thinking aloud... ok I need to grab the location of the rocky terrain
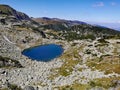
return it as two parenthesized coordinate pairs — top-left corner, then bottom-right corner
(33, 17), (120, 41)
(0, 4), (120, 90)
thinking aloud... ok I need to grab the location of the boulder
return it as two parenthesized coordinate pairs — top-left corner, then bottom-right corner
(24, 86), (35, 90)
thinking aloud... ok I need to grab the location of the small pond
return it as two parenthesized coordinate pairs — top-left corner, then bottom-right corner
(22, 44), (63, 62)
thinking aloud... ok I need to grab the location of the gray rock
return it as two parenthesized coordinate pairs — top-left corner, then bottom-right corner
(24, 86), (35, 90)
(113, 80), (120, 86)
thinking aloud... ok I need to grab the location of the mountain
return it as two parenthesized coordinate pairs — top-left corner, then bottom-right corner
(0, 4), (46, 37)
(33, 17), (120, 41)
(33, 17), (87, 25)
(87, 22), (120, 31)
(0, 4), (119, 41)
(0, 4), (120, 90)
(0, 4), (47, 48)
(0, 4), (41, 28)
(114, 27), (120, 31)
(0, 4), (30, 20)
(32, 17), (87, 30)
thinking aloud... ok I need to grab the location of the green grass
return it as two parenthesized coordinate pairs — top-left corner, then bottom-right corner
(89, 76), (120, 89)
(49, 46), (83, 79)
(56, 46), (82, 76)
(86, 55), (120, 74)
(53, 76), (120, 90)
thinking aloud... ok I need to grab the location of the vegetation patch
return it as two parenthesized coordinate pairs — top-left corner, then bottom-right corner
(97, 38), (109, 43)
(63, 32), (96, 41)
(95, 43), (108, 47)
(113, 43), (120, 55)
(86, 55), (120, 74)
(49, 46), (83, 79)
(53, 76), (120, 90)
(1, 83), (22, 90)
(54, 83), (90, 90)
(89, 76), (120, 89)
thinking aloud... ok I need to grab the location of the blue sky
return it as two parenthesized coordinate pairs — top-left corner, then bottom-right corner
(0, 0), (120, 29)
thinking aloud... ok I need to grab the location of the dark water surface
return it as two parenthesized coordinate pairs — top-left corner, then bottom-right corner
(22, 44), (63, 62)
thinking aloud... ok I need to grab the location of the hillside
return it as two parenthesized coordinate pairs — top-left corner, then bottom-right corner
(33, 17), (120, 41)
(0, 4), (30, 20)
(0, 4), (41, 28)
(33, 17), (86, 26)
(0, 5), (120, 90)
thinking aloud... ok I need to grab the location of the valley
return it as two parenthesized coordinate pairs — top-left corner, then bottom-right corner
(0, 4), (120, 90)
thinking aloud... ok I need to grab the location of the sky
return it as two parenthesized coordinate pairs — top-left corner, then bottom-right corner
(0, 0), (120, 29)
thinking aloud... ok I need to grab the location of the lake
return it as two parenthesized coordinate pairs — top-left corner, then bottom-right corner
(22, 44), (63, 62)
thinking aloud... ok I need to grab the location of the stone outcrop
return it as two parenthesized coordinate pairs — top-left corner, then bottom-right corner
(0, 56), (23, 68)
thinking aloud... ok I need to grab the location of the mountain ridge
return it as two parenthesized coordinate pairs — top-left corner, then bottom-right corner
(0, 4), (120, 41)
(32, 17), (87, 27)
(33, 17), (120, 41)
(0, 4), (30, 21)
(0, 4), (120, 90)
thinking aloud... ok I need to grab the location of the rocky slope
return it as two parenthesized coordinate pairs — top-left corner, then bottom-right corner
(33, 17), (120, 41)
(0, 4), (41, 30)
(0, 5), (120, 90)
(0, 4), (30, 20)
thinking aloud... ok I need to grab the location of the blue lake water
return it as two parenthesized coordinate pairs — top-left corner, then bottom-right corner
(22, 44), (63, 62)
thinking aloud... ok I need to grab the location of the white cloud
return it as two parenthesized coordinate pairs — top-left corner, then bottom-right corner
(93, 2), (104, 7)
(111, 2), (116, 6)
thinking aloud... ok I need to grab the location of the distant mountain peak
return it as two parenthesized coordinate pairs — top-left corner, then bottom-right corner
(0, 4), (11, 7)
(33, 17), (87, 26)
(0, 4), (41, 29)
